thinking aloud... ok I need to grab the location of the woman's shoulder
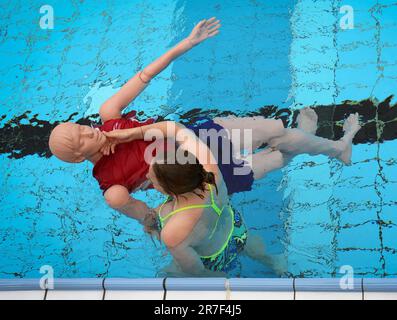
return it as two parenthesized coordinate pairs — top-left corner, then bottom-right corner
(160, 206), (204, 248)
(156, 193), (205, 221)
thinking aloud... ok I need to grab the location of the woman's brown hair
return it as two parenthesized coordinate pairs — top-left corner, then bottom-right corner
(152, 149), (218, 199)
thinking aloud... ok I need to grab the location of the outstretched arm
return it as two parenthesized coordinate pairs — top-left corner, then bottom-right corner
(99, 17), (221, 123)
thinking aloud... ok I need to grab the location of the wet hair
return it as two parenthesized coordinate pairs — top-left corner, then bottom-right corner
(152, 149), (218, 199)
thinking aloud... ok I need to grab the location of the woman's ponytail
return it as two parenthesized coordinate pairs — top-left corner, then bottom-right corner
(201, 169), (218, 195)
(152, 149), (219, 199)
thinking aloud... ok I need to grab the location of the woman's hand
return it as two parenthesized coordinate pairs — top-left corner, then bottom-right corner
(143, 210), (161, 242)
(99, 128), (142, 155)
(187, 17), (221, 47)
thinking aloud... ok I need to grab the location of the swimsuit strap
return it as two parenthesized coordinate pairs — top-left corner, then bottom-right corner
(158, 196), (212, 229)
(159, 203), (213, 228)
(158, 184), (224, 228)
(200, 206), (235, 260)
(208, 184), (224, 216)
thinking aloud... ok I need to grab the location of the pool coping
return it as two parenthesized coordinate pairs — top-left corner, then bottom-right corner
(0, 278), (396, 292)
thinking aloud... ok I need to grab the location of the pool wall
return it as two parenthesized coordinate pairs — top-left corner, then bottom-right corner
(0, 278), (396, 300)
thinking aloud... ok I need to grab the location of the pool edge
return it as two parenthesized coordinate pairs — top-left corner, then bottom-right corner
(0, 277), (396, 298)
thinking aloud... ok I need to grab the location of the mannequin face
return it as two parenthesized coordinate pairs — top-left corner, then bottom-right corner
(49, 122), (106, 163)
(74, 124), (106, 159)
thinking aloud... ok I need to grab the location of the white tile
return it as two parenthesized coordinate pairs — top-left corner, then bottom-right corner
(295, 292), (362, 300)
(0, 290), (45, 300)
(230, 291), (294, 300)
(364, 292), (397, 300)
(45, 290), (104, 300)
(166, 291), (226, 300)
(105, 290), (164, 300)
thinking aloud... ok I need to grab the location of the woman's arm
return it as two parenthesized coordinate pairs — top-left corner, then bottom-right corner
(164, 242), (226, 277)
(102, 121), (221, 181)
(99, 17), (221, 123)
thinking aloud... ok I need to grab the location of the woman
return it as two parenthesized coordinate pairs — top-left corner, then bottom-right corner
(103, 121), (287, 277)
(93, 14), (361, 276)
(101, 109), (360, 277)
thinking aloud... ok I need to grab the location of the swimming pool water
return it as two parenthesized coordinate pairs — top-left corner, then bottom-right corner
(0, 0), (396, 278)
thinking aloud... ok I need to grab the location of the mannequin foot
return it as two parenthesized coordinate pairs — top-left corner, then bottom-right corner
(336, 113), (361, 165)
(297, 107), (318, 134)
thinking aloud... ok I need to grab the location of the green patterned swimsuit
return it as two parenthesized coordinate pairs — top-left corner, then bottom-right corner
(157, 184), (248, 273)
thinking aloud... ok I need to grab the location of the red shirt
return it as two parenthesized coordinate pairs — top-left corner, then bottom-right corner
(92, 111), (155, 194)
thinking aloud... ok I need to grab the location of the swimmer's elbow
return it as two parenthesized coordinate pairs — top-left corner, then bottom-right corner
(161, 229), (185, 249)
(161, 231), (178, 249)
(99, 101), (122, 122)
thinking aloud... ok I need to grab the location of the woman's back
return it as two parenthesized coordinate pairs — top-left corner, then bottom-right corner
(157, 178), (234, 257)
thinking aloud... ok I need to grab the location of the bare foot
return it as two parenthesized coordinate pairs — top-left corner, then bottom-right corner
(297, 107), (318, 134)
(336, 113), (361, 165)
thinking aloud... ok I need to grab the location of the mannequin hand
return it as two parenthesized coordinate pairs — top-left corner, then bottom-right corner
(104, 128), (140, 143)
(187, 17), (221, 47)
(99, 138), (117, 156)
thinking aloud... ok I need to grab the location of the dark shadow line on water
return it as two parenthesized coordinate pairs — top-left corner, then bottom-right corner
(0, 96), (396, 159)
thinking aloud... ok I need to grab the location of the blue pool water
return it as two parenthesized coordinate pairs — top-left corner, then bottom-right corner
(0, 0), (396, 278)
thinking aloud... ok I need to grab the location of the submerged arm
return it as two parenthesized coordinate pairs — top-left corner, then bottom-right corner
(159, 208), (226, 277)
(164, 242), (226, 277)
